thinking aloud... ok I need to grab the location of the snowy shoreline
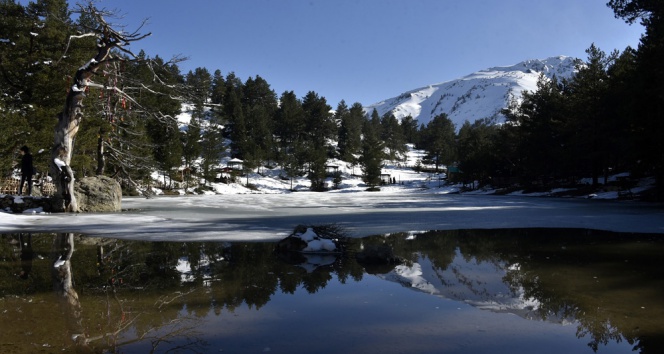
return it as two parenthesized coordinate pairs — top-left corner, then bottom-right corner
(1, 191), (662, 241)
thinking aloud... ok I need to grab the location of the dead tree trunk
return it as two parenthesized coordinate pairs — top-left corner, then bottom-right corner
(96, 127), (105, 175)
(51, 32), (114, 212)
(50, 4), (150, 212)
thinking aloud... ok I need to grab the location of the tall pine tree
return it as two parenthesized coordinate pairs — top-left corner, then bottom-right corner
(360, 118), (384, 189)
(419, 113), (456, 172)
(567, 45), (617, 185)
(338, 102), (364, 164)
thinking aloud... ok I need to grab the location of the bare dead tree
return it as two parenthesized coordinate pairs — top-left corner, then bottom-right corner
(51, 2), (187, 211)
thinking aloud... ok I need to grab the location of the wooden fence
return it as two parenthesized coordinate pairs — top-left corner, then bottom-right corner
(0, 177), (56, 196)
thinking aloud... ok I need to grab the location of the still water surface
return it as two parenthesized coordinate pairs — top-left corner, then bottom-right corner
(1, 229), (662, 353)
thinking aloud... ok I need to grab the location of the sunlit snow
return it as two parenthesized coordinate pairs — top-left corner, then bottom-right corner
(365, 56), (579, 129)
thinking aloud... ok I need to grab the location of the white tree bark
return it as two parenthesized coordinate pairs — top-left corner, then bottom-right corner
(51, 3), (150, 212)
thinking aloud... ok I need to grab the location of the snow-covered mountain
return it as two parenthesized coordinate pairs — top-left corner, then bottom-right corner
(365, 56), (580, 128)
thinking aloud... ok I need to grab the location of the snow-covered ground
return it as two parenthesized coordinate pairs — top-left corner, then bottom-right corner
(1, 186), (663, 241)
(2, 145), (662, 241)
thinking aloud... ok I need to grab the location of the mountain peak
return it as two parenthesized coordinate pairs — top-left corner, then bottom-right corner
(365, 56), (579, 128)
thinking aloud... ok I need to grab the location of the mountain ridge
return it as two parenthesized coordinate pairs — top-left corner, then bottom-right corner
(364, 56), (581, 128)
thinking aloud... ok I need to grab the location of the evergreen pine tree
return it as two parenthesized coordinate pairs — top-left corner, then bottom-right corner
(130, 54), (184, 188)
(401, 115), (419, 145)
(567, 45), (616, 185)
(200, 123), (225, 186)
(181, 117), (202, 186)
(334, 100), (350, 158)
(243, 76), (277, 165)
(609, 0), (664, 199)
(302, 91), (335, 150)
(209, 70), (227, 127)
(245, 105), (272, 169)
(301, 91), (334, 190)
(0, 0), (82, 176)
(605, 48), (638, 174)
(457, 119), (498, 187)
(185, 67), (212, 120)
(360, 119), (384, 189)
(308, 145), (328, 191)
(380, 112), (407, 160)
(274, 91), (305, 166)
(151, 117), (183, 189)
(348, 102), (365, 160)
(512, 74), (570, 184)
(369, 108), (382, 138)
(225, 89), (248, 158)
(419, 113), (456, 172)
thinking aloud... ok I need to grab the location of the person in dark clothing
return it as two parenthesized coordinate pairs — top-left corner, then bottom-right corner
(18, 145), (34, 196)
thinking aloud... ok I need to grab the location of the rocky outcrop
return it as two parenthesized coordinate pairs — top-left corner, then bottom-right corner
(275, 225), (347, 270)
(1, 176), (122, 213)
(274, 224), (406, 274)
(74, 176), (122, 212)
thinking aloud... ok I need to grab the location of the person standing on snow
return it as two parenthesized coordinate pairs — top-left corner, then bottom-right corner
(18, 145), (34, 196)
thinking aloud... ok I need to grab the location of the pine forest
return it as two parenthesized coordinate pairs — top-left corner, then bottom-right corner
(1, 0), (663, 201)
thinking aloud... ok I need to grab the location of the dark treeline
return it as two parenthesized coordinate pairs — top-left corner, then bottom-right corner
(1, 0), (662, 198)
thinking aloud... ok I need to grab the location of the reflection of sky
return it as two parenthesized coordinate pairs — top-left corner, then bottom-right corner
(151, 275), (633, 354)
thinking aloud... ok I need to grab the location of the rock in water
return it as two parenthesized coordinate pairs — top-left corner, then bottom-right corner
(74, 176), (122, 212)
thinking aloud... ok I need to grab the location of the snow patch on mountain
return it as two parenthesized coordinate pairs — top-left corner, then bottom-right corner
(365, 56), (580, 129)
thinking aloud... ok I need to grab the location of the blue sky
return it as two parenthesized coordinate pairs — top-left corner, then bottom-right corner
(88, 0), (643, 106)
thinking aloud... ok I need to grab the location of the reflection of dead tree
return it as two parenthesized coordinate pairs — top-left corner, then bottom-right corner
(81, 314), (137, 349)
(140, 316), (205, 354)
(75, 302), (205, 353)
(50, 235), (207, 353)
(66, 285), (205, 353)
(155, 288), (197, 309)
(51, 233), (87, 346)
(85, 294), (205, 353)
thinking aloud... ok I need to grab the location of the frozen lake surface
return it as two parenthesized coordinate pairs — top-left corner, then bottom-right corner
(1, 193), (663, 241)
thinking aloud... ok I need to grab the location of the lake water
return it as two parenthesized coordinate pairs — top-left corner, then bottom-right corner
(1, 228), (662, 353)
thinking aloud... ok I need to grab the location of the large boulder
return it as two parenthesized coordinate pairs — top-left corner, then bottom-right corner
(74, 176), (122, 212)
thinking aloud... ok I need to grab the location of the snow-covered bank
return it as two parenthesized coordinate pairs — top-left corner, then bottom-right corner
(2, 143), (661, 241)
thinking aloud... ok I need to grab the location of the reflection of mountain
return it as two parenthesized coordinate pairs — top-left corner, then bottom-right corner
(366, 229), (664, 354)
(380, 250), (548, 322)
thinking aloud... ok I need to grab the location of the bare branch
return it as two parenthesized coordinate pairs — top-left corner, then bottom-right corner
(57, 33), (99, 65)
